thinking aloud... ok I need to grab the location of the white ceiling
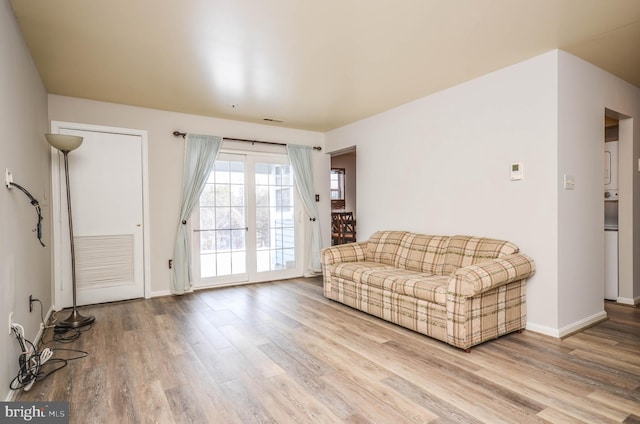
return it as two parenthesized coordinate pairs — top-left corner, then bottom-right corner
(9, 0), (640, 132)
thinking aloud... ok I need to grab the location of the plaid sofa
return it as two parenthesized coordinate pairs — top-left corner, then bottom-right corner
(321, 231), (536, 350)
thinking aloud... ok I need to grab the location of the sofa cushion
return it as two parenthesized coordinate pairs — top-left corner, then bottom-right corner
(393, 274), (449, 305)
(443, 235), (519, 275)
(395, 233), (450, 275)
(331, 262), (397, 283)
(360, 269), (449, 305)
(366, 231), (408, 266)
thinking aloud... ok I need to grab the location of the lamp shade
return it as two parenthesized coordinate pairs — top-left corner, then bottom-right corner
(45, 134), (83, 152)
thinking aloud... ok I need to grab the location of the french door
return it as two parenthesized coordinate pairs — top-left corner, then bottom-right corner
(191, 152), (302, 287)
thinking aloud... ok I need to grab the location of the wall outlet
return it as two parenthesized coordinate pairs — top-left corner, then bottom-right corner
(8, 312), (13, 334)
(564, 174), (575, 190)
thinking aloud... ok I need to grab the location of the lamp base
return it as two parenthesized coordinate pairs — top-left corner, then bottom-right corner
(55, 309), (95, 329)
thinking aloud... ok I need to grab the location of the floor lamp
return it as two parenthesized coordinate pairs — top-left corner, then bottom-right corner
(46, 134), (95, 329)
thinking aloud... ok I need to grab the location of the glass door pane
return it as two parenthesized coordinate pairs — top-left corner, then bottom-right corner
(192, 152), (301, 288)
(197, 155), (247, 284)
(255, 162), (296, 274)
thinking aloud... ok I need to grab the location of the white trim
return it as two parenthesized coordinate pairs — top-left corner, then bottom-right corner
(525, 322), (560, 338)
(33, 306), (54, 346)
(616, 296), (640, 305)
(194, 279), (262, 291)
(5, 389), (18, 402)
(526, 310), (608, 338)
(150, 290), (172, 298)
(49, 121), (152, 305)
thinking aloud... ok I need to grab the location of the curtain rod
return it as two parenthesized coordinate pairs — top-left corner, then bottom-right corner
(172, 131), (322, 151)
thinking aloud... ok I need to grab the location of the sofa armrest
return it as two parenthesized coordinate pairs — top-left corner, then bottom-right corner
(321, 242), (368, 266)
(321, 242), (368, 298)
(447, 253), (535, 297)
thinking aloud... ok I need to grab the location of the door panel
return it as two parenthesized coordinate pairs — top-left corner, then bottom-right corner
(53, 128), (144, 306)
(254, 162), (296, 273)
(197, 155), (248, 285)
(192, 152), (301, 288)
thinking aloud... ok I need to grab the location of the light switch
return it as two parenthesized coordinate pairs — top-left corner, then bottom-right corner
(564, 174), (575, 190)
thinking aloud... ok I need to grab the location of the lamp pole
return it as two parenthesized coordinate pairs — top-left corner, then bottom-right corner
(45, 134), (95, 329)
(56, 150), (94, 328)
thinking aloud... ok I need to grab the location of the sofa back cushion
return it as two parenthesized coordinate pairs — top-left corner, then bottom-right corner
(443, 235), (519, 275)
(366, 231), (408, 266)
(395, 233), (450, 274)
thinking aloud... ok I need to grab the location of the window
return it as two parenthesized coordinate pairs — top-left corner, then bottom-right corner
(198, 158), (247, 279)
(255, 162), (296, 272)
(331, 168), (345, 210)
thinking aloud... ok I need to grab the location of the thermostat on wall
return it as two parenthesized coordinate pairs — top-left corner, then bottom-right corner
(510, 162), (523, 181)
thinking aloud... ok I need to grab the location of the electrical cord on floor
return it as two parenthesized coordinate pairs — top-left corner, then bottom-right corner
(51, 323), (93, 343)
(10, 324), (89, 391)
(9, 323), (53, 391)
(9, 302), (91, 391)
(31, 348), (89, 382)
(32, 300), (93, 344)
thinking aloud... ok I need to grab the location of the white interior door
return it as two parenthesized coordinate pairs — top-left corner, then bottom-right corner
(52, 126), (145, 307)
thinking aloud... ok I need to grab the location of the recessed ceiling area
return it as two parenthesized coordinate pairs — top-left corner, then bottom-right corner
(9, 0), (640, 132)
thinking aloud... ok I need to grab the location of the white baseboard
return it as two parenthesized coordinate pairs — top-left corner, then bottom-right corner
(150, 289), (172, 298)
(525, 322), (560, 338)
(526, 310), (608, 338)
(5, 389), (18, 402)
(616, 296), (640, 305)
(557, 311), (608, 338)
(34, 305), (54, 345)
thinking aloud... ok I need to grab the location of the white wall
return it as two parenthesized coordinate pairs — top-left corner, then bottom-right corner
(326, 51), (560, 332)
(48, 95), (329, 296)
(557, 51), (640, 330)
(326, 49), (640, 336)
(0, 0), (51, 400)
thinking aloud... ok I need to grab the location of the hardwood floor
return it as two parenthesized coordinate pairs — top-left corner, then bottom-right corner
(15, 277), (640, 423)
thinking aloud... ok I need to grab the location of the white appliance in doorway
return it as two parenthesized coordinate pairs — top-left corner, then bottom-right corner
(604, 140), (618, 301)
(604, 141), (618, 200)
(604, 229), (618, 301)
(50, 122), (150, 308)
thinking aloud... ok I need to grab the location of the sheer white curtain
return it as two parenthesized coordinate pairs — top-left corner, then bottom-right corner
(287, 144), (323, 274)
(171, 134), (222, 294)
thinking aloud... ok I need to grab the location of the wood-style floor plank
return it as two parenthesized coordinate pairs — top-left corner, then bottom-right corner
(14, 277), (640, 423)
